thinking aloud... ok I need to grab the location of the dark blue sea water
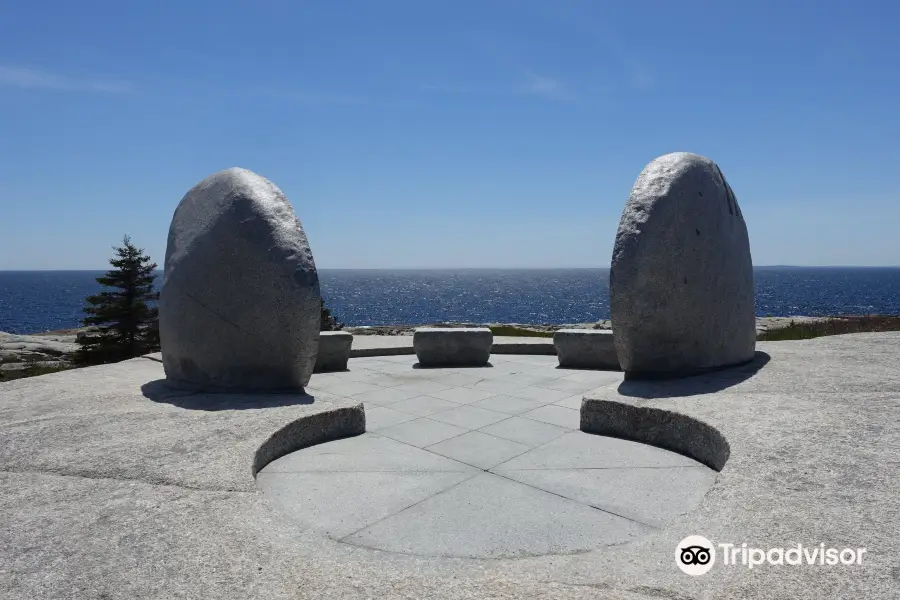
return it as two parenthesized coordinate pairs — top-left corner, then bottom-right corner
(1, 268), (899, 334)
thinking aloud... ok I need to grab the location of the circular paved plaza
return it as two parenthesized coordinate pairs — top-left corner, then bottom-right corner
(257, 354), (717, 558)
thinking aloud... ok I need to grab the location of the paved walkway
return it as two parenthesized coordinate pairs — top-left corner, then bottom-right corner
(259, 354), (714, 558)
(4, 334), (900, 599)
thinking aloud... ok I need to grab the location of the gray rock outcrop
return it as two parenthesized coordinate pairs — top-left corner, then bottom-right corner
(159, 167), (321, 391)
(0, 332), (78, 372)
(610, 152), (755, 379)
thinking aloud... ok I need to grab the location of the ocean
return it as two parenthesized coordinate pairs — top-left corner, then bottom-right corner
(1, 268), (899, 335)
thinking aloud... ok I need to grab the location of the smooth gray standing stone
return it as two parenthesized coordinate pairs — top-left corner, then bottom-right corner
(610, 152), (755, 379)
(413, 327), (492, 367)
(553, 329), (619, 370)
(315, 331), (353, 373)
(160, 167), (321, 391)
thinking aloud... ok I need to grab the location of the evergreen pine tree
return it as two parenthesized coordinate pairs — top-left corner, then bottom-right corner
(75, 235), (160, 365)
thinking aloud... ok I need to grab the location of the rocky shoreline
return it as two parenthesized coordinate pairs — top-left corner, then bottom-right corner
(0, 317), (829, 375)
(0, 329), (83, 375)
(342, 316), (830, 337)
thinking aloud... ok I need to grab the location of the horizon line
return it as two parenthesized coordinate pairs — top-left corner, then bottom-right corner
(2, 265), (900, 272)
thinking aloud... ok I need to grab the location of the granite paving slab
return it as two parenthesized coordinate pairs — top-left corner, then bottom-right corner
(345, 385), (419, 406)
(532, 377), (609, 394)
(428, 404), (510, 429)
(375, 417), (470, 447)
(461, 377), (531, 394)
(386, 395), (460, 416)
(425, 430), (532, 470)
(468, 394), (549, 415)
(362, 405), (417, 430)
(428, 386), (499, 404)
(341, 472), (652, 558)
(494, 431), (702, 470)
(506, 385), (576, 403)
(553, 394), (586, 409)
(497, 466), (718, 528)
(477, 415), (571, 446)
(256, 434), (475, 473)
(518, 404), (581, 429)
(257, 470), (478, 538)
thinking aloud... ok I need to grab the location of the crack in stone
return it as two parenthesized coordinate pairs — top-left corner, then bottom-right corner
(0, 468), (252, 494)
(182, 290), (263, 344)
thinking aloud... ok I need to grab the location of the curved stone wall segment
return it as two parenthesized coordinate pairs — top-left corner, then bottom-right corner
(253, 404), (366, 477)
(580, 398), (730, 471)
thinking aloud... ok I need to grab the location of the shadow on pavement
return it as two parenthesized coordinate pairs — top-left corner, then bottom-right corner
(411, 363), (494, 369)
(141, 379), (317, 410)
(617, 351), (770, 398)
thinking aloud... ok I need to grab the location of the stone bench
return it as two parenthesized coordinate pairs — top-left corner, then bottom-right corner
(314, 331), (354, 373)
(413, 328), (492, 367)
(553, 329), (619, 370)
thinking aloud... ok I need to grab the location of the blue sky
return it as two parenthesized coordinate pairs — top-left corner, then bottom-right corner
(1, 0), (898, 269)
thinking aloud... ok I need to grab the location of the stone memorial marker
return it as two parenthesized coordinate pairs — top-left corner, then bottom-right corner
(159, 167), (321, 391)
(610, 152), (755, 379)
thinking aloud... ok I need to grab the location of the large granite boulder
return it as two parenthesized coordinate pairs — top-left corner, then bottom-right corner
(159, 168), (321, 391)
(610, 152), (755, 379)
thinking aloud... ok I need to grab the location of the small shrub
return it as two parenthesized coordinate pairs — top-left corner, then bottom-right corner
(488, 325), (554, 338)
(321, 300), (343, 331)
(0, 362), (75, 383)
(758, 315), (900, 341)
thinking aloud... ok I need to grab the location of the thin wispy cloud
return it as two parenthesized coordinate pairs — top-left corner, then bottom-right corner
(421, 71), (575, 102)
(520, 71), (575, 100)
(420, 82), (507, 95)
(631, 68), (654, 91)
(235, 85), (366, 106)
(0, 66), (134, 93)
(547, 1), (654, 91)
(425, 31), (578, 102)
(162, 52), (367, 106)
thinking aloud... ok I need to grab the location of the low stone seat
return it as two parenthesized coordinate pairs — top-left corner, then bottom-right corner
(314, 331), (353, 373)
(553, 329), (619, 370)
(413, 328), (492, 367)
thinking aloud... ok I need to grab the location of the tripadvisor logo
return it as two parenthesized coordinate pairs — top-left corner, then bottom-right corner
(676, 536), (867, 575)
(676, 536), (716, 576)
